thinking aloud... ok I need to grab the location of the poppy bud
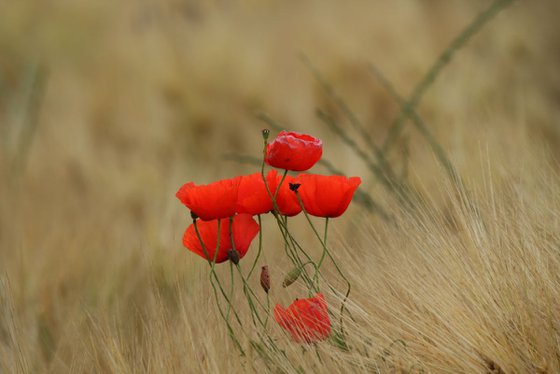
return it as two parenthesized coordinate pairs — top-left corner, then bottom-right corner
(262, 129), (270, 141)
(282, 266), (302, 288)
(227, 249), (240, 264)
(289, 183), (301, 192)
(260, 265), (270, 293)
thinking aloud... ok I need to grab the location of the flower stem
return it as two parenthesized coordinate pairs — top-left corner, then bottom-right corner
(294, 192), (352, 336)
(193, 219), (241, 324)
(259, 134), (319, 292)
(313, 218), (329, 288)
(192, 218), (245, 354)
(226, 261), (234, 322)
(247, 215), (263, 280)
(264, 293), (270, 329)
(259, 143), (316, 291)
(235, 264), (267, 327)
(275, 215), (317, 292)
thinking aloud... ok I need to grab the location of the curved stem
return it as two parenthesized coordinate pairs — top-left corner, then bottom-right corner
(264, 292), (271, 329)
(294, 192), (352, 336)
(193, 219), (241, 325)
(247, 215), (263, 279)
(259, 162), (317, 290)
(192, 219), (245, 354)
(274, 170), (288, 202)
(226, 261), (234, 322)
(258, 134), (318, 292)
(275, 215), (317, 291)
(313, 218), (329, 288)
(236, 264), (268, 327)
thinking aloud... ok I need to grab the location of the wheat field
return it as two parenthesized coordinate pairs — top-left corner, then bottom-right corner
(1, 0), (560, 373)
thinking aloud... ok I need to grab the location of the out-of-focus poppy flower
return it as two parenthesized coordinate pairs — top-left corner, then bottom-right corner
(182, 214), (259, 263)
(274, 293), (331, 343)
(176, 177), (241, 221)
(266, 131), (322, 171)
(296, 174), (361, 218)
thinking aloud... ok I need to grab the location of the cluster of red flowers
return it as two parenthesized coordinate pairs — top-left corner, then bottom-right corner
(176, 130), (360, 344)
(177, 169), (360, 222)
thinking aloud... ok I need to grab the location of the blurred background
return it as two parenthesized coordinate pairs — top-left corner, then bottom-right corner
(1, 0), (560, 371)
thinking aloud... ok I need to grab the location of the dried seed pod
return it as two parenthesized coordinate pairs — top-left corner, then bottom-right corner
(282, 266), (302, 288)
(260, 265), (270, 293)
(288, 183), (301, 192)
(227, 249), (240, 264)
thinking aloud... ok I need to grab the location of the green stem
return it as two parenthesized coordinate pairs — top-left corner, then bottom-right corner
(273, 170), (288, 202)
(264, 293), (271, 329)
(226, 261), (234, 322)
(229, 217), (256, 326)
(235, 264), (267, 327)
(247, 215), (263, 279)
(276, 215), (317, 292)
(193, 219), (241, 325)
(259, 140), (317, 290)
(313, 218), (329, 289)
(228, 217), (269, 327)
(258, 132), (319, 292)
(192, 219), (245, 354)
(294, 193), (352, 336)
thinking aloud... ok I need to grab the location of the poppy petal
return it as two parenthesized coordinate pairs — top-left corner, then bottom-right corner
(176, 177), (241, 221)
(297, 174), (361, 218)
(269, 172), (302, 217)
(182, 214), (259, 263)
(266, 131), (322, 171)
(236, 172), (274, 216)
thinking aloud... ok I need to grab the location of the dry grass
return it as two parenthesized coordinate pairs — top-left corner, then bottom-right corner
(1, 0), (560, 372)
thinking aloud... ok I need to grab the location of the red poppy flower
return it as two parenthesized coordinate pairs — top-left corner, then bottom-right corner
(296, 174), (361, 218)
(266, 131), (322, 171)
(268, 170), (302, 217)
(235, 170), (301, 217)
(176, 176), (241, 221)
(182, 214), (259, 263)
(236, 172), (273, 216)
(274, 293), (331, 343)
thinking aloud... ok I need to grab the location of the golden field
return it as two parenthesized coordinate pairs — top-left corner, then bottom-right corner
(1, 0), (560, 372)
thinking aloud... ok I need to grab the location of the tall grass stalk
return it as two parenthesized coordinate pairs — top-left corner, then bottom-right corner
(380, 0), (518, 156)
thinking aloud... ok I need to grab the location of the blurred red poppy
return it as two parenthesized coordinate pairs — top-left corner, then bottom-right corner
(296, 174), (361, 218)
(176, 177), (241, 221)
(274, 293), (331, 343)
(266, 131), (322, 171)
(182, 214), (259, 263)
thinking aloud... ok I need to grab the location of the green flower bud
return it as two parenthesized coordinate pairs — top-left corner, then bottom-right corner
(282, 266), (302, 288)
